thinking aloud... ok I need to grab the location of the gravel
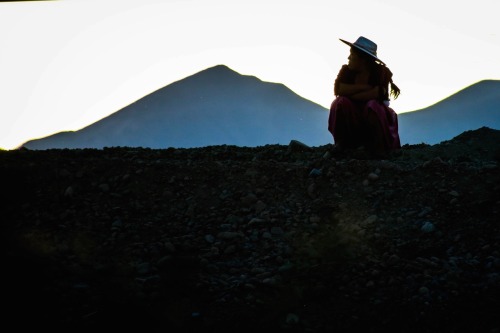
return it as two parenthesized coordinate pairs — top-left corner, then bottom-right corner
(1, 127), (499, 333)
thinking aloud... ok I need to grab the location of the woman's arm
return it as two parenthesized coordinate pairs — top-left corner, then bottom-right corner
(334, 65), (383, 101)
(336, 82), (373, 96)
(349, 86), (380, 101)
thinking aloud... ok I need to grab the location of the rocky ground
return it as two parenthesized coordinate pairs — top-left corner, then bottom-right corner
(1, 127), (500, 333)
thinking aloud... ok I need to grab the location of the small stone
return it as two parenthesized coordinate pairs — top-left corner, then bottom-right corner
(288, 140), (312, 152)
(224, 245), (237, 254)
(241, 193), (258, 206)
(307, 183), (317, 197)
(270, 226), (284, 235)
(263, 277), (277, 285)
(262, 231), (272, 239)
(255, 200), (267, 213)
(99, 183), (110, 192)
(421, 221), (435, 233)
(419, 286), (430, 295)
(483, 163), (497, 170)
(210, 247), (220, 256)
(64, 186), (74, 197)
(368, 173), (379, 181)
(418, 207), (433, 217)
(164, 242), (176, 253)
(59, 169), (72, 178)
(278, 262), (294, 272)
(387, 254), (399, 265)
(111, 219), (123, 230)
(137, 262), (151, 275)
(309, 215), (321, 224)
(309, 168), (322, 177)
(248, 218), (266, 226)
(286, 313), (300, 325)
(217, 231), (243, 239)
(363, 215), (378, 225)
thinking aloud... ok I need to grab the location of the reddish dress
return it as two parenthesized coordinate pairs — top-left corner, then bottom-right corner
(328, 65), (401, 156)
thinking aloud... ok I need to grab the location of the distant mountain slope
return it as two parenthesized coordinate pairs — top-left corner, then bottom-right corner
(21, 68), (500, 150)
(23, 65), (331, 150)
(398, 80), (500, 144)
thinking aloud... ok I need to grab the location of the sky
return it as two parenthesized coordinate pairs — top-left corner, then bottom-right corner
(1, 0), (499, 150)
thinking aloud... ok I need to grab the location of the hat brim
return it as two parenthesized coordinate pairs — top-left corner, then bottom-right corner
(339, 38), (385, 65)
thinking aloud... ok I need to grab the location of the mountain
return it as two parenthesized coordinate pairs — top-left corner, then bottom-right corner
(398, 80), (500, 144)
(21, 68), (500, 150)
(22, 65), (332, 150)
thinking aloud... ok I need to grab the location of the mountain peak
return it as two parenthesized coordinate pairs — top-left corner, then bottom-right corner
(206, 64), (233, 71)
(196, 64), (240, 76)
(180, 64), (245, 84)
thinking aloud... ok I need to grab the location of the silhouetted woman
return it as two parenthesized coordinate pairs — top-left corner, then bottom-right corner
(328, 36), (401, 158)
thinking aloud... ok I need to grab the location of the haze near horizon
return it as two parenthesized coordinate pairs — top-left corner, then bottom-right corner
(1, 0), (499, 150)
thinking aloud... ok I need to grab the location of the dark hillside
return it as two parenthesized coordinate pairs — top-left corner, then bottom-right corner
(2, 127), (499, 332)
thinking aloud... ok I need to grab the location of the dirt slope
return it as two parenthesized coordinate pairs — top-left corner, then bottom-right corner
(1, 127), (499, 333)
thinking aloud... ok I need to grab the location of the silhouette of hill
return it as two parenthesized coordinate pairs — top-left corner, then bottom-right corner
(3, 127), (500, 332)
(22, 65), (331, 150)
(398, 80), (500, 144)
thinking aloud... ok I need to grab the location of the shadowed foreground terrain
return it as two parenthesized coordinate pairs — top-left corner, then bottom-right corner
(2, 127), (499, 333)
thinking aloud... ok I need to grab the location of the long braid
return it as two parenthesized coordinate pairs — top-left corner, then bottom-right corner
(382, 64), (400, 100)
(389, 79), (400, 100)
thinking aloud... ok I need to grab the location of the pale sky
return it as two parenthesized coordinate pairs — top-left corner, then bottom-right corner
(1, 0), (499, 150)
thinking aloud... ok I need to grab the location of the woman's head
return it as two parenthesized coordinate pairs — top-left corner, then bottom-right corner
(347, 47), (376, 71)
(341, 36), (383, 67)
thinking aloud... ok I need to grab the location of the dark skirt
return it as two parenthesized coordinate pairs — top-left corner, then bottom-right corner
(328, 96), (401, 155)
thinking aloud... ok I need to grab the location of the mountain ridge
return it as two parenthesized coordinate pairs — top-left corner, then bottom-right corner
(20, 65), (500, 149)
(22, 64), (331, 150)
(398, 79), (500, 144)
(404, 79), (499, 113)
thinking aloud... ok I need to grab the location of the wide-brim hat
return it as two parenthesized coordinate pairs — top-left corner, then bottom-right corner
(340, 36), (385, 65)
